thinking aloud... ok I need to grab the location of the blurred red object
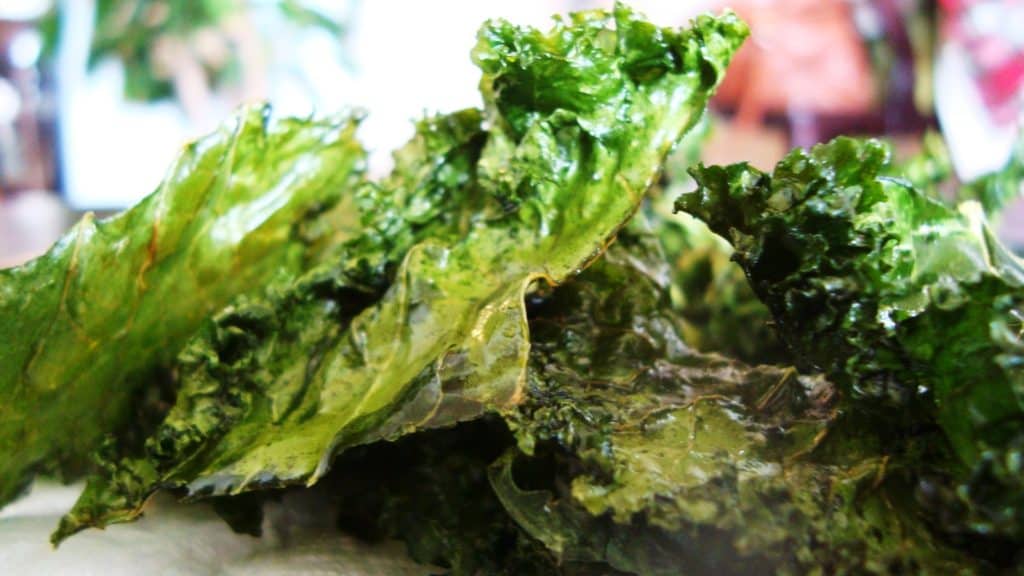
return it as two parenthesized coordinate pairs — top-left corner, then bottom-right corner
(713, 0), (877, 127)
(939, 0), (1024, 123)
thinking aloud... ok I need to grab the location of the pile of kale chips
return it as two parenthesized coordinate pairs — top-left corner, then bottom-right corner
(2, 5), (1023, 574)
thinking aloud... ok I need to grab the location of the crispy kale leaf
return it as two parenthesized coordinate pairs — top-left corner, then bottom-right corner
(227, 225), (980, 576)
(490, 233), (979, 575)
(679, 137), (1024, 544)
(649, 201), (784, 364)
(55, 5), (748, 542)
(641, 116), (784, 364)
(0, 106), (365, 507)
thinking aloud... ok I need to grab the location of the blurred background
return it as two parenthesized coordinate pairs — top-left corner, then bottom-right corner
(0, 0), (1021, 266)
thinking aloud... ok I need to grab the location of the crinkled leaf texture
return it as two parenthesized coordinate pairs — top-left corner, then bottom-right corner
(649, 199), (784, 365)
(0, 106), (365, 507)
(126, 222), (980, 575)
(55, 5), (748, 542)
(488, 230), (979, 575)
(648, 117), (785, 365)
(679, 137), (1024, 543)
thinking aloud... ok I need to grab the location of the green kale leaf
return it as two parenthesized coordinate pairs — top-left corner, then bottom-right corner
(894, 129), (1023, 220)
(206, 220), (980, 575)
(490, 231), (979, 575)
(0, 106), (365, 508)
(54, 5), (748, 542)
(679, 136), (1024, 546)
(640, 115), (784, 364)
(650, 200), (784, 364)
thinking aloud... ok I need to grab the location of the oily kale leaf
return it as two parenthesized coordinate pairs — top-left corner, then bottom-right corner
(490, 232), (979, 575)
(56, 108), (493, 539)
(55, 5), (748, 542)
(640, 115), (784, 365)
(0, 106), (365, 508)
(647, 194), (784, 365)
(679, 137), (1024, 545)
(220, 224), (980, 575)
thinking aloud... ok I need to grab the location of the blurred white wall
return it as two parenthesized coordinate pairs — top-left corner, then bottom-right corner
(57, 0), (192, 209)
